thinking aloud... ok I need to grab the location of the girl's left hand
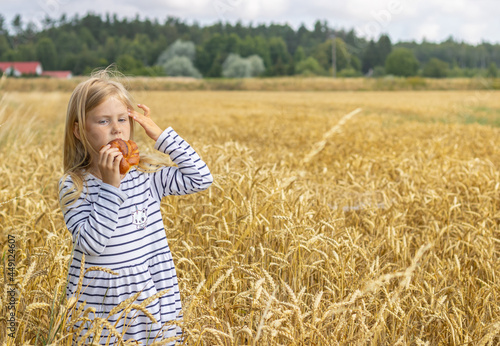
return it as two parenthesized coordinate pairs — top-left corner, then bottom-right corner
(128, 104), (163, 142)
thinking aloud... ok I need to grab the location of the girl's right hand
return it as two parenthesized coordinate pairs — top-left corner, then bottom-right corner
(98, 144), (123, 188)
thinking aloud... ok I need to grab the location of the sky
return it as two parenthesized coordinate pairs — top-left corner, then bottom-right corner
(1, 0), (499, 45)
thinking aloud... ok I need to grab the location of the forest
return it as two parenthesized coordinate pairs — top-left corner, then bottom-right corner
(0, 12), (499, 78)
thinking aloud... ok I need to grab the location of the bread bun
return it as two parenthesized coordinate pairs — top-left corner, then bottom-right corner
(105, 139), (140, 174)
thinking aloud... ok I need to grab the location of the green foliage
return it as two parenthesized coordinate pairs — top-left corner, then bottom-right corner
(162, 56), (202, 78)
(487, 62), (498, 77)
(295, 57), (325, 76)
(116, 54), (143, 74)
(423, 58), (449, 78)
(351, 56), (362, 72)
(248, 55), (266, 77)
(294, 46), (306, 63)
(313, 37), (355, 75)
(222, 54), (265, 78)
(337, 68), (361, 77)
(1, 12), (500, 78)
(157, 39), (202, 78)
(362, 35), (392, 74)
(372, 66), (386, 77)
(385, 48), (420, 77)
(268, 37), (292, 75)
(362, 41), (379, 74)
(156, 39), (196, 65)
(0, 35), (9, 60)
(377, 35), (392, 66)
(36, 37), (57, 70)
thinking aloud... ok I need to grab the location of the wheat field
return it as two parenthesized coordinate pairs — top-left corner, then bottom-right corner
(0, 88), (499, 345)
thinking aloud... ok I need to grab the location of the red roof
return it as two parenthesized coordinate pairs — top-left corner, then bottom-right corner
(42, 71), (72, 78)
(0, 61), (42, 74)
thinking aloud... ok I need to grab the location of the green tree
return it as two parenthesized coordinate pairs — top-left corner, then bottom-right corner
(116, 54), (143, 74)
(73, 46), (103, 75)
(238, 35), (256, 57)
(253, 36), (271, 69)
(362, 40), (378, 74)
(0, 35), (10, 60)
(11, 14), (22, 47)
(79, 27), (97, 50)
(156, 39), (202, 78)
(295, 56), (325, 75)
(0, 14), (6, 35)
(314, 38), (351, 74)
(16, 43), (36, 61)
(377, 34), (392, 66)
(103, 37), (120, 63)
(36, 37), (57, 70)
(197, 34), (225, 77)
(268, 37), (291, 75)
(385, 48), (420, 77)
(294, 46), (306, 63)
(423, 58), (449, 78)
(351, 55), (362, 72)
(334, 38), (351, 71)
(130, 34), (152, 65)
(162, 56), (202, 78)
(222, 54), (265, 78)
(157, 39), (196, 65)
(487, 62), (498, 77)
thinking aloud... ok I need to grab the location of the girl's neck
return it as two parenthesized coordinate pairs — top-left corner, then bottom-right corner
(87, 166), (126, 181)
(88, 167), (102, 179)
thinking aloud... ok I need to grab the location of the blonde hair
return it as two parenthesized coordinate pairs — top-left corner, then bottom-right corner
(59, 67), (167, 210)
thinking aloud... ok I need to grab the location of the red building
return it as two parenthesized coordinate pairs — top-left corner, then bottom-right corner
(41, 70), (73, 79)
(0, 61), (43, 76)
(0, 61), (72, 78)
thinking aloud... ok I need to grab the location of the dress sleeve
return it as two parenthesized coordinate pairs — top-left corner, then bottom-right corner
(149, 127), (213, 200)
(59, 176), (128, 256)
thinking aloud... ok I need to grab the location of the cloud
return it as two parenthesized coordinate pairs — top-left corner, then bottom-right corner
(415, 22), (441, 42)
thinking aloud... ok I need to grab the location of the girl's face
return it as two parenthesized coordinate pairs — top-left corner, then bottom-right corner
(80, 96), (131, 161)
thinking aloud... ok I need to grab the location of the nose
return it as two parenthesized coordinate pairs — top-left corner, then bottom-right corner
(111, 120), (122, 134)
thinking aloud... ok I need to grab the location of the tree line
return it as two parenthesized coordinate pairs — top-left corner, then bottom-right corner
(0, 12), (499, 78)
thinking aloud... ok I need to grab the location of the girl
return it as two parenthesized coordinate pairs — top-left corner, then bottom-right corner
(58, 69), (212, 345)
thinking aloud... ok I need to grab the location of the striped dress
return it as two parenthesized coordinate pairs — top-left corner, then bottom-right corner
(59, 127), (212, 345)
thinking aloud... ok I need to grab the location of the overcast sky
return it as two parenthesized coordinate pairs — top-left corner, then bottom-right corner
(1, 0), (498, 44)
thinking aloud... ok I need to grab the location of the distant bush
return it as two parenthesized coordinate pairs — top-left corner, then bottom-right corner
(156, 39), (202, 78)
(487, 62), (498, 78)
(222, 54), (265, 78)
(295, 57), (325, 76)
(423, 58), (449, 78)
(162, 56), (202, 78)
(157, 40), (196, 65)
(337, 68), (362, 78)
(385, 48), (419, 77)
(372, 66), (386, 77)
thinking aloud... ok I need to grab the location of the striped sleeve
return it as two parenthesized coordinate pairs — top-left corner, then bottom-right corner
(59, 177), (128, 256)
(151, 127), (213, 199)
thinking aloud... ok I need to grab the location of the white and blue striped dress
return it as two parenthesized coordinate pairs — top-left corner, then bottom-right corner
(59, 127), (212, 345)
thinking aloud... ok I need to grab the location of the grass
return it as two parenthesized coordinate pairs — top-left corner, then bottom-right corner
(1, 76), (500, 92)
(0, 88), (499, 344)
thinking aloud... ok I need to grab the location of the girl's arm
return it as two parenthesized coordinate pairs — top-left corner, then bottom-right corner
(59, 177), (128, 256)
(128, 104), (213, 199)
(150, 127), (213, 199)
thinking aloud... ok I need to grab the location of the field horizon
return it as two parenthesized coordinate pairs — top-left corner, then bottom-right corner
(1, 75), (500, 93)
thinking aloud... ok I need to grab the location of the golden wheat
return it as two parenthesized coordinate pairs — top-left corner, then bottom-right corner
(0, 88), (499, 345)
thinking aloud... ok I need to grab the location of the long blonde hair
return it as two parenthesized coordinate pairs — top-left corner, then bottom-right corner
(59, 68), (167, 210)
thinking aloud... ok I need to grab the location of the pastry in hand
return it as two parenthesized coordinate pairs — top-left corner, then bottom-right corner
(104, 139), (140, 174)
